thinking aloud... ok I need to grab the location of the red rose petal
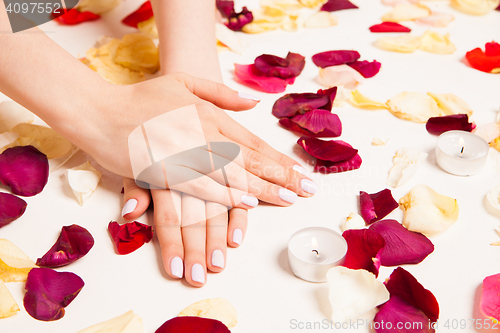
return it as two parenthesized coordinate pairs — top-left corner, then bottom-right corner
(53, 9), (100, 25)
(108, 221), (153, 255)
(280, 118), (318, 137)
(156, 316), (230, 333)
(315, 153), (362, 173)
(291, 110), (342, 137)
(360, 191), (377, 223)
(374, 296), (434, 333)
(0, 192), (27, 228)
(369, 220), (434, 266)
(312, 50), (360, 68)
(36, 225), (94, 268)
(341, 229), (385, 277)
(348, 60), (382, 78)
(321, 0), (358, 12)
(480, 273), (500, 321)
(24, 268), (84, 321)
(216, 0), (234, 17)
(359, 189), (399, 224)
(122, 1), (153, 28)
(426, 114), (474, 135)
(0, 146), (49, 197)
(465, 42), (500, 73)
(254, 52), (305, 79)
(297, 137), (357, 162)
(485, 41), (500, 57)
(234, 64), (295, 93)
(369, 22), (411, 33)
(272, 87), (337, 118)
(225, 7), (253, 31)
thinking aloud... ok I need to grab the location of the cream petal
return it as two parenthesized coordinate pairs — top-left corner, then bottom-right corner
(341, 213), (366, 232)
(372, 138), (389, 146)
(387, 92), (444, 123)
(450, 0), (500, 15)
(485, 185), (500, 219)
(419, 30), (456, 54)
(382, 4), (431, 21)
(303, 11), (338, 28)
(0, 239), (36, 283)
(179, 298), (238, 329)
(215, 23), (249, 54)
(76, 0), (121, 14)
(0, 280), (19, 318)
(350, 90), (388, 109)
(67, 161), (102, 206)
(318, 65), (365, 89)
(427, 92), (473, 116)
(375, 35), (421, 53)
(77, 311), (144, 333)
(387, 148), (428, 188)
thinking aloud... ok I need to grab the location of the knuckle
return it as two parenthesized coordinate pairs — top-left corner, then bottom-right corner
(248, 134), (265, 152)
(190, 176), (212, 196)
(246, 149), (264, 169)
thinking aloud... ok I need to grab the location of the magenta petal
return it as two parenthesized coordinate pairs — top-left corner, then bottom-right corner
(320, 0), (358, 12)
(0, 192), (27, 228)
(426, 114), (474, 135)
(342, 229), (385, 277)
(497, 3), (500, 10)
(480, 273), (500, 321)
(156, 316), (230, 333)
(279, 118), (318, 137)
(272, 87), (337, 118)
(297, 137), (357, 162)
(225, 6), (253, 31)
(359, 189), (399, 224)
(315, 153), (362, 173)
(292, 110), (342, 137)
(369, 220), (434, 266)
(234, 64), (294, 93)
(374, 296), (434, 333)
(254, 52), (305, 79)
(36, 225), (94, 267)
(24, 268), (84, 321)
(359, 191), (377, 223)
(369, 22), (411, 33)
(216, 0), (234, 17)
(312, 50), (360, 68)
(0, 146), (49, 197)
(348, 60), (382, 78)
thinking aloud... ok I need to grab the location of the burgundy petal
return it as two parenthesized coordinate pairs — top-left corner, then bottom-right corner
(272, 87), (337, 118)
(426, 114), (474, 136)
(312, 50), (360, 68)
(254, 52), (306, 79)
(480, 273), (500, 321)
(369, 220), (434, 266)
(297, 137), (357, 162)
(280, 118), (318, 137)
(0, 192), (27, 228)
(315, 153), (362, 173)
(497, 3), (500, 10)
(156, 316), (230, 333)
(374, 296), (434, 333)
(108, 221), (153, 255)
(348, 60), (382, 78)
(0, 146), (49, 197)
(385, 267), (440, 323)
(292, 110), (342, 137)
(122, 1), (153, 28)
(341, 229), (385, 277)
(36, 225), (94, 267)
(216, 0), (234, 17)
(24, 268), (84, 321)
(225, 7), (253, 31)
(320, 0), (358, 12)
(359, 189), (399, 224)
(369, 22), (411, 33)
(234, 64), (295, 93)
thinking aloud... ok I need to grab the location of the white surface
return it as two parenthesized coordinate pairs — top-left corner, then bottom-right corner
(1, 0), (500, 332)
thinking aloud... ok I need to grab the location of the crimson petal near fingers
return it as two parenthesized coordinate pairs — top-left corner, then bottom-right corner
(374, 296), (434, 333)
(348, 60), (382, 78)
(297, 137), (357, 162)
(312, 50), (360, 68)
(234, 64), (295, 93)
(0, 192), (27, 228)
(292, 110), (342, 137)
(320, 0), (358, 12)
(156, 316), (230, 333)
(122, 1), (154, 28)
(369, 22), (411, 33)
(272, 87), (337, 118)
(108, 221), (153, 255)
(254, 52), (305, 79)
(426, 114), (475, 135)
(359, 189), (399, 224)
(341, 229), (385, 277)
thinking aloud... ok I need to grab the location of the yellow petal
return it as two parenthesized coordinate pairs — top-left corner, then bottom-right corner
(490, 241), (500, 246)
(261, 0), (303, 14)
(0, 239), (36, 283)
(303, 11), (338, 28)
(299, 0), (327, 7)
(0, 101), (34, 134)
(427, 92), (473, 116)
(350, 90), (388, 109)
(215, 23), (249, 54)
(137, 17), (158, 39)
(67, 161), (102, 206)
(179, 298), (237, 329)
(77, 311), (144, 333)
(242, 6), (288, 33)
(0, 280), (19, 318)
(450, 0), (499, 15)
(387, 91), (444, 123)
(76, 0), (121, 14)
(0, 132), (19, 152)
(491, 137), (500, 153)
(372, 138), (389, 146)
(375, 35), (421, 53)
(382, 4), (431, 21)
(114, 34), (159, 74)
(419, 30), (456, 54)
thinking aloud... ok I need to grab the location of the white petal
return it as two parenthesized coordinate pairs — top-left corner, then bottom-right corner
(0, 280), (19, 318)
(67, 161), (102, 206)
(215, 23), (249, 54)
(303, 11), (338, 29)
(485, 185), (500, 219)
(341, 213), (366, 232)
(77, 310), (143, 333)
(387, 148), (428, 188)
(0, 101), (34, 134)
(179, 298), (238, 329)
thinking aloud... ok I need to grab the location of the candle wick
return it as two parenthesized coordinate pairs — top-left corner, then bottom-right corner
(312, 249), (319, 256)
(460, 146), (464, 154)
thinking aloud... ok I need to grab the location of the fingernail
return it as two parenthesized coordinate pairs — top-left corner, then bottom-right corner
(241, 195), (258, 207)
(170, 257), (183, 278)
(279, 188), (298, 204)
(121, 199), (138, 217)
(301, 179), (318, 194)
(191, 263), (205, 284)
(233, 229), (243, 245)
(238, 92), (261, 101)
(293, 165), (309, 177)
(211, 250), (224, 268)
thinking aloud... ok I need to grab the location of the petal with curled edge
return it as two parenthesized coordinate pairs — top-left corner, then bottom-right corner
(320, 0), (358, 12)
(225, 7), (253, 31)
(155, 316), (230, 333)
(349, 90), (388, 109)
(450, 0), (499, 15)
(342, 229), (385, 276)
(427, 92), (473, 117)
(179, 298), (237, 329)
(297, 136), (357, 162)
(67, 161), (102, 206)
(137, 17), (158, 39)
(387, 92), (444, 123)
(292, 109), (342, 137)
(215, 23), (248, 54)
(348, 60), (381, 78)
(77, 310), (144, 333)
(272, 87), (337, 118)
(312, 50), (360, 68)
(374, 295), (434, 333)
(108, 221), (153, 255)
(387, 148), (428, 188)
(254, 52), (305, 79)
(53, 9), (100, 25)
(375, 35), (421, 53)
(0, 193), (27, 229)
(234, 64), (295, 93)
(419, 30), (456, 54)
(114, 34), (159, 74)
(480, 273), (500, 322)
(318, 65), (364, 89)
(426, 114), (474, 136)
(0, 239), (36, 283)
(382, 4), (431, 21)
(0, 101), (34, 134)
(485, 184), (500, 219)
(0, 280), (19, 318)
(359, 189), (399, 224)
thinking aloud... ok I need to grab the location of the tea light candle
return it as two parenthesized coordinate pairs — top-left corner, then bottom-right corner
(288, 227), (347, 283)
(435, 130), (489, 176)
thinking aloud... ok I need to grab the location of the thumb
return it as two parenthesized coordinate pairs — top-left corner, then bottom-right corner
(173, 72), (261, 111)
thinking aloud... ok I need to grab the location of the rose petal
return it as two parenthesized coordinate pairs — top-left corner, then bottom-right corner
(234, 64), (295, 93)
(486, 41), (500, 56)
(415, 11), (454, 27)
(215, 23), (249, 54)
(137, 16), (158, 38)
(0, 101), (34, 133)
(369, 219), (434, 266)
(76, 0), (121, 15)
(241, 6), (288, 34)
(359, 189), (399, 224)
(450, 0), (499, 15)
(312, 50), (360, 68)
(297, 136), (357, 162)
(0, 146), (49, 197)
(419, 30), (456, 54)
(347, 60), (382, 78)
(179, 298), (237, 329)
(369, 22), (411, 33)
(0, 193), (27, 229)
(303, 11), (338, 28)
(426, 114), (474, 135)
(0, 239), (36, 283)
(254, 52), (305, 79)
(381, 4), (431, 22)
(466, 42), (500, 73)
(53, 9), (100, 25)
(372, 137), (389, 146)
(24, 268), (84, 321)
(374, 295), (434, 333)
(291, 110), (342, 137)
(485, 185), (500, 218)
(360, 192), (377, 223)
(272, 87), (337, 118)
(36, 225), (94, 268)
(350, 90), (388, 109)
(427, 92), (473, 116)
(387, 92), (443, 123)
(320, 0), (358, 12)
(77, 310), (144, 333)
(341, 229), (385, 276)
(0, 280), (19, 318)
(480, 273), (500, 321)
(315, 153), (362, 173)
(67, 161), (102, 206)
(225, 7), (253, 31)
(387, 148), (428, 188)
(108, 221), (153, 255)
(318, 65), (365, 89)
(216, 0), (234, 17)
(155, 316), (230, 333)
(122, 1), (153, 28)
(113, 34), (159, 74)
(376, 35), (421, 53)
(341, 213), (366, 232)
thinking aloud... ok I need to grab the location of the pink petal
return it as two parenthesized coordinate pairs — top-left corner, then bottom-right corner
(342, 229), (385, 277)
(36, 225), (94, 267)
(225, 7), (253, 31)
(24, 268), (84, 321)
(108, 221), (153, 255)
(0, 192), (27, 228)
(480, 273), (500, 321)
(315, 153), (362, 173)
(369, 22), (411, 33)
(321, 0), (358, 12)
(312, 50), (360, 68)
(292, 110), (342, 137)
(385, 267), (440, 323)
(426, 114), (474, 136)
(234, 64), (295, 93)
(0, 146), (49, 197)
(369, 220), (434, 266)
(156, 316), (230, 333)
(216, 0), (234, 17)
(374, 296), (434, 333)
(415, 12), (454, 27)
(318, 65), (365, 89)
(254, 52), (305, 79)
(359, 189), (399, 224)
(272, 87), (337, 118)
(348, 60), (382, 78)
(297, 137), (357, 162)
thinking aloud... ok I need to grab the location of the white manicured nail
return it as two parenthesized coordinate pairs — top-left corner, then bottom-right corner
(238, 92), (261, 101)
(211, 250), (224, 268)
(121, 199), (138, 217)
(293, 165), (309, 177)
(191, 264), (205, 284)
(279, 188), (298, 204)
(301, 179), (318, 194)
(233, 229), (243, 245)
(170, 257), (183, 278)
(241, 195), (258, 207)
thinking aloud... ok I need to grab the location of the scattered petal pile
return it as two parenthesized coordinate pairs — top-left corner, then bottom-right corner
(465, 41), (500, 74)
(155, 316), (230, 333)
(386, 148), (428, 187)
(67, 161), (102, 206)
(426, 114), (475, 135)
(179, 298), (238, 329)
(359, 189), (399, 224)
(77, 310), (144, 333)
(480, 273), (500, 322)
(108, 221), (153, 255)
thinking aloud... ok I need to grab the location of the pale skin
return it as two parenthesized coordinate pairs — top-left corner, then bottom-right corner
(0, 1), (318, 287)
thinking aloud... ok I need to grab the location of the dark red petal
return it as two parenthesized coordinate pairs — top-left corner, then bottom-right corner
(297, 137), (357, 162)
(359, 191), (377, 224)
(225, 7), (253, 31)
(24, 268), (84, 321)
(36, 225), (94, 268)
(314, 153), (362, 173)
(122, 1), (153, 28)
(0, 146), (49, 197)
(369, 22), (411, 33)
(234, 64), (294, 93)
(292, 110), (342, 137)
(272, 87), (337, 118)
(0, 192), (27, 228)
(312, 50), (360, 68)
(485, 41), (500, 57)
(108, 221), (153, 255)
(374, 296), (434, 333)
(320, 0), (358, 12)
(279, 118), (318, 137)
(480, 273), (500, 321)
(426, 114), (474, 135)
(369, 220), (434, 266)
(341, 229), (385, 277)
(216, 0), (234, 17)
(53, 9), (100, 25)
(359, 189), (399, 224)
(385, 267), (440, 323)
(497, 4), (500, 10)
(156, 316), (230, 333)
(348, 60), (382, 78)
(254, 52), (305, 79)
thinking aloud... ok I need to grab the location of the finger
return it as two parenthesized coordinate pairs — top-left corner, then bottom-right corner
(205, 202), (228, 273)
(122, 178), (152, 220)
(151, 189), (184, 279)
(227, 208), (248, 248)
